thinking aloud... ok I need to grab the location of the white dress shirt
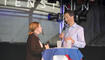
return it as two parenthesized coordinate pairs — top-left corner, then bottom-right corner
(63, 23), (86, 49)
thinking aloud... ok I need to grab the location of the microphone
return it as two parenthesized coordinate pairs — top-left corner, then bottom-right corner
(62, 22), (69, 32)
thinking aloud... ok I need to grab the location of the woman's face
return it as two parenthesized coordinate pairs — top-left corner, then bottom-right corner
(34, 24), (42, 35)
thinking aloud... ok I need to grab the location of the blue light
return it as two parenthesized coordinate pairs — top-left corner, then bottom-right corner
(48, 14), (51, 20)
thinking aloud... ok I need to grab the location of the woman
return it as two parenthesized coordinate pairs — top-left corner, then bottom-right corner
(26, 22), (49, 60)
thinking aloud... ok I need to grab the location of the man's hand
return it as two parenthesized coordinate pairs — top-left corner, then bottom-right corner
(59, 32), (64, 39)
(64, 37), (75, 44)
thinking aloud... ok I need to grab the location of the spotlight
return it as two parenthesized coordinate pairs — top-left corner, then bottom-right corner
(56, 13), (63, 22)
(48, 13), (63, 22)
(48, 13), (58, 20)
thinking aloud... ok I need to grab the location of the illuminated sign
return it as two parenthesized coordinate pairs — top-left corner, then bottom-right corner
(0, 0), (57, 9)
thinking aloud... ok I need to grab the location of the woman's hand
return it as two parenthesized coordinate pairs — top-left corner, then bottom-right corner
(44, 44), (49, 49)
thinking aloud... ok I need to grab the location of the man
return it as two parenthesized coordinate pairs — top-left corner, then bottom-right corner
(59, 10), (86, 49)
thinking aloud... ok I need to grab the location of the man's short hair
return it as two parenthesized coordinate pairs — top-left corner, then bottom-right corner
(64, 10), (74, 16)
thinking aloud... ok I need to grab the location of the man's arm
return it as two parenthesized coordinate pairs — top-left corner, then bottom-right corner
(73, 28), (86, 48)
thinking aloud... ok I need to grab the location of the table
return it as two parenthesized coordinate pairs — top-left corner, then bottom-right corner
(42, 48), (83, 60)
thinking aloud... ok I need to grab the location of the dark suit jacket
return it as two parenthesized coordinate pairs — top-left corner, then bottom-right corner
(26, 33), (45, 60)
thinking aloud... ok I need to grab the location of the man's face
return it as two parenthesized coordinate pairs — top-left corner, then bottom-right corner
(64, 13), (73, 25)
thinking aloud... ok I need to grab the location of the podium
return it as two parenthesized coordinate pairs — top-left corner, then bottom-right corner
(42, 48), (83, 60)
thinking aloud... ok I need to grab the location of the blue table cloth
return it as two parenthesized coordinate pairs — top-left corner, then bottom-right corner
(42, 48), (83, 60)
